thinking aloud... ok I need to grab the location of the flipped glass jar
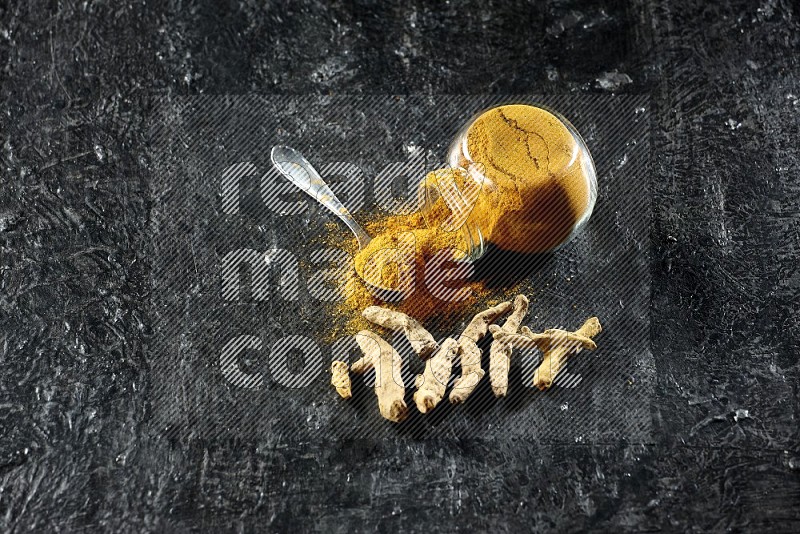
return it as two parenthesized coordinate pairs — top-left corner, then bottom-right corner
(418, 103), (598, 261)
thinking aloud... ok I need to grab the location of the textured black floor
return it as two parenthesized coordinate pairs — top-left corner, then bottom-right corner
(1, 0), (798, 531)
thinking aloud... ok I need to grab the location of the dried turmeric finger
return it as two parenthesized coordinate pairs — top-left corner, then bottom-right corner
(531, 317), (601, 390)
(413, 338), (458, 414)
(489, 295), (529, 397)
(460, 301), (513, 342)
(330, 360), (352, 399)
(352, 330), (409, 423)
(362, 306), (439, 359)
(488, 325), (549, 351)
(449, 301), (512, 404)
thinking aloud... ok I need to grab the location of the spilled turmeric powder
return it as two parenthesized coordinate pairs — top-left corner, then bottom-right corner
(326, 201), (487, 338)
(325, 104), (595, 337)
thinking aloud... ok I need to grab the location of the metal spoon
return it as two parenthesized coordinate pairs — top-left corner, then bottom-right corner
(270, 145), (372, 250)
(270, 145), (404, 301)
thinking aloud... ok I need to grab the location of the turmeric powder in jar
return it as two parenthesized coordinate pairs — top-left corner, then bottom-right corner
(441, 103), (597, 255)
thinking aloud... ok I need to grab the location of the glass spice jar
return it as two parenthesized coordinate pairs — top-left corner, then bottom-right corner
(418, 103), (598, 261)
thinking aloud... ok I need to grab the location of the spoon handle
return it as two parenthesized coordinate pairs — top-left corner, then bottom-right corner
(270, 145), (372, 250)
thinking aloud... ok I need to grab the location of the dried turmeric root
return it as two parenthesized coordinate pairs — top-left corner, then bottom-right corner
(351, 330), (409, 423)
(529, 317), (601, 390)
(413, 338), (459, 414)
(488, 295), (529, 397)
(362, 306), (439, 359)
(330, 360), (352, 399)
(449, 301), (512, 404)
(488, 325), (550, 350)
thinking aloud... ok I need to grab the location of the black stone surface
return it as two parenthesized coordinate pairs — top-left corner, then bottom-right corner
(1, 0), (798, 531)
